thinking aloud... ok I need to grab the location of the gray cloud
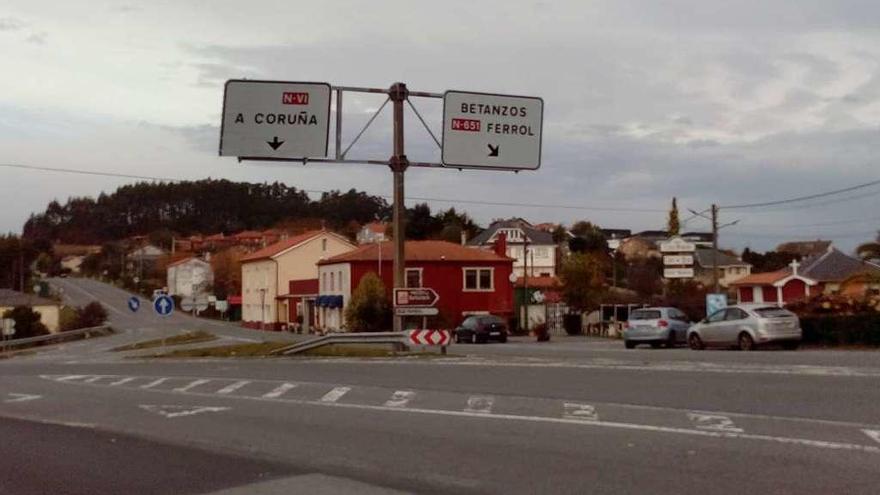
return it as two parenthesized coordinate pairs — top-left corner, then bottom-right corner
(0, 17), (24, 31)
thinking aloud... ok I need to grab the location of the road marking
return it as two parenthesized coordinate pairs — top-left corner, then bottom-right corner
(109, 377), (137, 386)
(56, 375), (87, 382)
(140, 378), (168, 389)
(563, 402), (598, 422)
(465, 395), (494, 414)
(384, 390), (415, 408)
(688, 413), (744, 433)
(863, 429), (880, 445)
(4, 393), (43, 403)
(262, 383), (298, 399)
(83, 376), (104, 384)
(139, 404), (230, 419)
(173, 379), (211, 393)
(321, 387), (351, 403)
(55, 279), (126, 316)
(216, 380), (251, 395)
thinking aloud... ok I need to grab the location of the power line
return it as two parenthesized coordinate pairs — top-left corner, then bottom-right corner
(719, 177), (880, 210)
(0, 162), (667, 214)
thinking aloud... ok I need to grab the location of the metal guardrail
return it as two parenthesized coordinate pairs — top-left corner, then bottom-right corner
(1, 325), (113, 351)
(271, 331), (416, 356)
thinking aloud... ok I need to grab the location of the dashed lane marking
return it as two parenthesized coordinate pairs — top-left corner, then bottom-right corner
(688, 413), (744, 433)
(465, 395), (494, 414)
(83, 376), (103, 384)
(321, 387), (351, 403)
(139, 404), (230, 419)
(262, 383), (298, 399)
(216, 380), (251, 395)
(384, 390), (415, 408)
(140, 377), (168, 389)
(109, 377), (137, 386)
(563, 402), (598, 422)
(4, 393), (43, 403)
(863, 429), (880, 445)
(173, 379), (211, 393)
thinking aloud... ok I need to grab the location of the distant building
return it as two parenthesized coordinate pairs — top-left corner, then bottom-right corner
(468, 218), (557, 277)
(60, 255), (86, 274)
(356, 222), (388, 244)
(693, 248), (752, 288)
(0, 289), (63, 333)
(127, 244), (166, 262)
(776, 240), (832, 258)
(601, 229), (632, 251)
(166, 257), (214, 299)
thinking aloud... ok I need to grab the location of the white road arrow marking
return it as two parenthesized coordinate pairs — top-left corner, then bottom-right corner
(384, 390), (415, 408)
(465, 395), (494, 414)
(139, 404), (229, 419)
(563, 402), (599, 422)
(863, 429), (880, 445)
(4, 393), (43, 403)
(688, 413), (744, 433)
(262, 383), (297, 399)
(320, 387), (351, 403)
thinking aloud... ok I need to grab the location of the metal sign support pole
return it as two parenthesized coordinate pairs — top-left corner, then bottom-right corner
(389, 82), (409, 333)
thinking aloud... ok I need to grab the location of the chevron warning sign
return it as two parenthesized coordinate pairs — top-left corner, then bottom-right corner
(408, 329), (451, 346)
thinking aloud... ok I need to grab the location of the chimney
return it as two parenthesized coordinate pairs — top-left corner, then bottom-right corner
(493, 231), (508, 258)
(460, 230), (468, 246)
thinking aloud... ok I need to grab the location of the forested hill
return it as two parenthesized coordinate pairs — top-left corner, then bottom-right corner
(22, 180), (392, 245)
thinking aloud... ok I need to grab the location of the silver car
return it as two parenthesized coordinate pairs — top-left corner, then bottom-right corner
(687, 304), (802, 351)
(623, 307), (692, 349)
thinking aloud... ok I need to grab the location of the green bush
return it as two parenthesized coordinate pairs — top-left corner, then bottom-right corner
(800, 314), (880, 346)
(2, 306), (49, 338)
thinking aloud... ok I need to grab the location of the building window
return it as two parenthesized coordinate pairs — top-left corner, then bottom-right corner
(338, 270), (344, 292)
(463, 267), (494, 291)
(322, 239), (327, 252)
(322, 272), (327, 291)
(406, 268), (422, 288)
(330, 272), (335, 291)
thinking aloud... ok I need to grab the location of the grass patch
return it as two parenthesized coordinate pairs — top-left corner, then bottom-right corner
(146, 341), (290, 358)
(111, 330), (217, 352)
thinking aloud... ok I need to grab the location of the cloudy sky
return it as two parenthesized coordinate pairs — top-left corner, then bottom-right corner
(2, 0), (879, 252)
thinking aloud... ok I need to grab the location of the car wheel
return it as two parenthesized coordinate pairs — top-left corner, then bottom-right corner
(666, 333), (677, 348)
(738, 332), (755, 351)
(624, 340), (636, 349)
(688, 334), (704, 350)
(781, 341), (799, 350)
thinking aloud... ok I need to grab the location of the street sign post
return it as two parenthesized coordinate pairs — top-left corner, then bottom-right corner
(153, 295), (174, 317)
(660, 237), (696, 253)
(393, 288), (440, 308)
(663, 255), (694, 266)
(664, 268), (695, 279)
(394, 307), (439, 317)
(706, 293), (728, 317)
(127, 296), (140, 313)
(220, 80), (332, 159)
(442, 91), (543, 170)
(2, 318), (15, 336)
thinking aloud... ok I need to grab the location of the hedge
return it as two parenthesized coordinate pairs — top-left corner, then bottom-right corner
(800, 314), (880, 346)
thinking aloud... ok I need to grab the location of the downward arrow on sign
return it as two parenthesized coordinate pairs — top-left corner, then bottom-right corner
(5, 393), (42, 403)
(267, 136), (285, 150)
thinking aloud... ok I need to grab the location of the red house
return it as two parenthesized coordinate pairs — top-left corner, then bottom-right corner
(316, 240), (514, 331)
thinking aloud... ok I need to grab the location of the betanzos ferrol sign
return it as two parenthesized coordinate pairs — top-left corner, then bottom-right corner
(220, 80), (331, 159)
(442, 90), (543, 170)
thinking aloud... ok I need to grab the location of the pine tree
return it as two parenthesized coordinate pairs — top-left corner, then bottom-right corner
(667, 197), (680, 236)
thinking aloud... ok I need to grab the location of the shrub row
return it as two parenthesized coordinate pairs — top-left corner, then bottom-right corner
(800, 313), (880, 346)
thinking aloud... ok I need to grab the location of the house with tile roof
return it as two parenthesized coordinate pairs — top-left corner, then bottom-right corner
(730, 246), (880, 305)
(693, 248), (752, 288)
(239, 230), (356, 331)
(316, 240), (514, 331)
(468, 218), (557, 277)
(0, 289), (63, 333)
(356, 222), (388, 245)
(776, 240), (832, 258)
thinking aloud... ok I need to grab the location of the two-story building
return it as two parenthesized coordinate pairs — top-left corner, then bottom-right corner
(467, 218), (556, 278)
(166, 257), (214, 299)
(239, 230), (356, 330)
(316, 240), (515, 331)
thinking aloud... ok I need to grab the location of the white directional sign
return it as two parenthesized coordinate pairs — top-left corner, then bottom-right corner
(220, 80), (331, 159)
(1, 318), (15, 336)
(394, 307), (439, 316)
(660, 237), (696, 253)
(442, 90), (543, 170)
(663, 255), (694, 266)
(664, 267), (695, 279)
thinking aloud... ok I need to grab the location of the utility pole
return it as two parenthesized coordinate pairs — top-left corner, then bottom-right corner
(711, 203), (719, 294)
(523, 239), (529, 333)
(389, 82), (409, 333)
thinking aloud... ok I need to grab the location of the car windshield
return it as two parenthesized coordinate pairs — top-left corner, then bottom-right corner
(630, 310), (661, 320)
(754, 307), (795, 318)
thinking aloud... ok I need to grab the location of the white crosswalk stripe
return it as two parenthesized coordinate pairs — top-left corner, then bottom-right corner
(688, 413), (743, 433)
(320, 387), (351, 403)
(140, 378), (168, 389)
(384, 390), (415, 408)
(83, 376), (104, 383)
(262, 383), (298, 399)
(863, 429), (880, 445)
(465, 395), (494, 414)
(174, 379), (211, 393)
(109, 377), (137, 386)
(216, 380), (251, 395)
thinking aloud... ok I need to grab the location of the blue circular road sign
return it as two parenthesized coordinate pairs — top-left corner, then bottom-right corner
(153, 295), (174, 317)
(127, 296), (140, 313)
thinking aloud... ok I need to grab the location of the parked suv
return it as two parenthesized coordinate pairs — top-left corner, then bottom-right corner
(455, 315), (508, 344)
(623, 307), (691, 349)
(687, 304), (802, 351)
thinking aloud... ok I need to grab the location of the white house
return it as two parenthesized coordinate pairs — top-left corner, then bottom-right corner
(356, 222), (388, 244)
(467, 218), (557, 278)
(166, 257), (214, 298)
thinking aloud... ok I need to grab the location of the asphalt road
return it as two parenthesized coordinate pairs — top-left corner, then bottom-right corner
(1, 278), (879, 494)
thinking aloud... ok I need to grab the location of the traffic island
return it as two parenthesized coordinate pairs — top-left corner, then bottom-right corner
(110, 330), (217, 352)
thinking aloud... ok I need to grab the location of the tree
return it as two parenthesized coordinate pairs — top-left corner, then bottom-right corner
(568, 221), (608, 254)
(667, 197), (680, 236)
(551, 224), (569, 244)
(559, 252), (608, 311)
(626, 258), (662, 297)
(77, 302), (108, 328)
(741, 248), (799, 272)
(2, 306), (49, 338)
(856, 232), (880, 263)
(344, 272), (392, 332)
(211, 247), (246, 299)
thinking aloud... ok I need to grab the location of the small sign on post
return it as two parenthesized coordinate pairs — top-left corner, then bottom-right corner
(393, 288), (440, 308)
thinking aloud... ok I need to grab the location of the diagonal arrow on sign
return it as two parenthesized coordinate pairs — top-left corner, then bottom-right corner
(4, 393), (43, 403)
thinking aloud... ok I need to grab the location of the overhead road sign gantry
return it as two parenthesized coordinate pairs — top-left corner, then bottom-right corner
(220, 80), (332, 160)
(442, 90), (543, 171)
